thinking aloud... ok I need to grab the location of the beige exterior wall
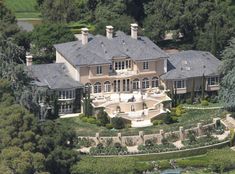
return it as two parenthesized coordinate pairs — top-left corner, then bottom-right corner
(164, 76), (220, 94)
(56, 51), (80, 81)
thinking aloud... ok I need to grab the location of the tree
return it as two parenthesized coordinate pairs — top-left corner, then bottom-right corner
(40, 0), (79, 23)
(163, 112), (173, 124)
(94, 0), (135, 34)
(219, 38), (235, 112)
(0, 1), (19, 37)
(97, 109), (109, 126)
(143, 0), (235, 55)
(111, 117), (125, 129)
(30, 23), (76, 63)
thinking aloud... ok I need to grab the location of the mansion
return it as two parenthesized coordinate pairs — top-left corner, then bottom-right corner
(27, 24), (221, 127)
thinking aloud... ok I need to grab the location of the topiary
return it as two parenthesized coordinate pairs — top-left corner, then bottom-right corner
(111, 117), (125, 129)
(201, 100), (209, 106)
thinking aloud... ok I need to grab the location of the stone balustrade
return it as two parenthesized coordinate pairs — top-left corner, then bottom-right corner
(79, 118), (223, 146)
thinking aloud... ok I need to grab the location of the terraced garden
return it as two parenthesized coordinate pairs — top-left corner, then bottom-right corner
(58, 108), (226, 137)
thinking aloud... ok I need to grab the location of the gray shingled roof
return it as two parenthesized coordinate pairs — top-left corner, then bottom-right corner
(28, 63), (83, 89)
(161, 50), (221, 80)
(54, 31), (168, 67)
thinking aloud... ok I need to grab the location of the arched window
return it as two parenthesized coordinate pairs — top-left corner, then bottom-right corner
(132, 78), (140, 90)
(104, 81), (111, 92)
(94, 82), (101, 93)
(142, 78), (149, 89)
(152, 77), (159, 88)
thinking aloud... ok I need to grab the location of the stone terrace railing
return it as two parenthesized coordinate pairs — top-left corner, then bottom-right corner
(78, 118), (225, 147)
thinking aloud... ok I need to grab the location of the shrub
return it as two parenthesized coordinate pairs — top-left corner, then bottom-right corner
(111, 117), (125, 129)
(188, 130), (197, 144)
(153, 120), (163, 126)
(163, 112), (174, 124)
(186, 98), (192, 104)
(97, 109), (109, 126)
(105, 123), (113, 129)
(87, 117), (98, 124)
(230, 129), (235, 146)
(175, 105), (185, 116)
(201, 100), (209, 106)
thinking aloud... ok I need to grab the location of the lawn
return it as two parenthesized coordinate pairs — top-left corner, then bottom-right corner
(58, 109), (225, 137)
(4, 0), (41, 19)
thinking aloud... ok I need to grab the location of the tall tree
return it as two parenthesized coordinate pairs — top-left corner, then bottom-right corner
(219, 38), (235, 112)
(0, 1), (19, 37)
(30, 23), (75, 62)
(143, 0), (235, 55)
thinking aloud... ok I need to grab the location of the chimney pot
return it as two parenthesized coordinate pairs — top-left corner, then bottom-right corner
(131, 23), (138, 39)
(81, 28), (89, 45)
(26, 55), (33, 66)
(106, 25), (114, 39)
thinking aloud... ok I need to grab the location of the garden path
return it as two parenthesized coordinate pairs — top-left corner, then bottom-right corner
(173, 140), (184, 149)
(182, 106), (223, 110)
(212, 131), (230, 141)
(127, 146), (139, 153)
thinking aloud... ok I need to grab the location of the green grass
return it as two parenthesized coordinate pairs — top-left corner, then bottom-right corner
(182, 101), (223, 108)
(58, 109), (225, 137)
(4, 0), (41, 19)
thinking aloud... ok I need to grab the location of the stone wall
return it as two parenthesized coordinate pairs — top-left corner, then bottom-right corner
(79, 118), (222, 146)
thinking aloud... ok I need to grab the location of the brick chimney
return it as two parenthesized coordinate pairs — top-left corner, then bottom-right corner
(26, 55), (33, 66)
(81, 28), (89, 45)
(131, 23), (138, 39)
(106, 26), (114, 39)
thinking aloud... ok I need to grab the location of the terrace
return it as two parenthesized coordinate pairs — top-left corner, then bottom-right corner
(91, 89), (171, 127)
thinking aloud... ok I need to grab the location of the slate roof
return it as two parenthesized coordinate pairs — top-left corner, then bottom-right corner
(161, 50), (221, 80)
(28, 63), (83, 89)
(54, 31), (168, 67)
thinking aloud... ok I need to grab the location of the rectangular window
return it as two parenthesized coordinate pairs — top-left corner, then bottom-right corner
(96, 66), (102, 74)
(118, 62), (121, 70)
(174, 80), (185, 89)
(126, 60), (128, 69)
(109, 64), (113, 71)
(123, 79), (126, 91)
(115, 62), (118, 70)
(122, 61), (125, 69)
(208, 77), (219, 85)
(143, 61), (149, 70)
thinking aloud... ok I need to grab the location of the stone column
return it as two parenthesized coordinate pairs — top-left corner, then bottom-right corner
(159, 129), (164, 143)
(117, 133), (122, 145)
(139, 131), (144, 145)
(95, 133), (100, 145)
(197, 123), (203, 136)
(179, 126), (184, 141)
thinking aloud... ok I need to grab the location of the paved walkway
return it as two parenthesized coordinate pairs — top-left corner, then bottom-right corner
(183, 106), (223, 110)
(173, 140), (184, 149)
(60, 113), (80, 118)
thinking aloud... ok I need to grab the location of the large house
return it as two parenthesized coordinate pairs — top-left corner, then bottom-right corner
(27, 24), (221, 127)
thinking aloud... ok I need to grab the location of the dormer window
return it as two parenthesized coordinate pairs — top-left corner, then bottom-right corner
(96, 66), (102, 75)
(143, 61), (149, 70)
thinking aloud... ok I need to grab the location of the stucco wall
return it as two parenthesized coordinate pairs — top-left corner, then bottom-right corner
(56, 51), (79, 81)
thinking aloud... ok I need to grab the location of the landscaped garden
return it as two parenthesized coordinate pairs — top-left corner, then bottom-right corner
(70, 148), (235, 174)
(58, 107), (227, 137)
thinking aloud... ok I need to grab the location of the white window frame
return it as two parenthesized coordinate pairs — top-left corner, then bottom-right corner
(142, 78), (150, 89)
(96, 66), (102, 75)
(207, 76), (219, 86)
(174, 80), (186, 89)
(143, 61), (149, 70)
(94, 82), (102, 93)
(152, 77), (159, 88)
(104, 81), (111, 92)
